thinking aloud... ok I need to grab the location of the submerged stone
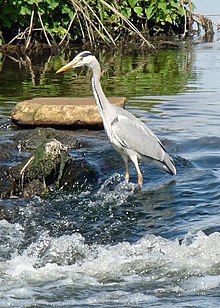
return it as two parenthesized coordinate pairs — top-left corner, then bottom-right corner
(14, 127), (82, 150)
(11, 97), (126, 128)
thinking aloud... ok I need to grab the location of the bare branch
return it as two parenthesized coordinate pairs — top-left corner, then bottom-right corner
(81, 0), (116, 45)
(59, 13), (77, 46)
(36, 4), (51, 46)
(99, 0), (155, 49)
(25, 7), (35, 50)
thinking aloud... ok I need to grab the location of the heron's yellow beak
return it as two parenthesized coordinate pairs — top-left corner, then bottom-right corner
(56, 59), (78, 74)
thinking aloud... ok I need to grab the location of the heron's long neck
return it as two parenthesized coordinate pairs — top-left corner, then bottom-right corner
(91, 63), (110, 114)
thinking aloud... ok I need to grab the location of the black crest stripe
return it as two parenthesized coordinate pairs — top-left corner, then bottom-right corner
(81, 51), (92, 58)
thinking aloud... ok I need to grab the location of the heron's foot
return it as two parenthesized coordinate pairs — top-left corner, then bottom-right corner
(134, 183), (142, 193)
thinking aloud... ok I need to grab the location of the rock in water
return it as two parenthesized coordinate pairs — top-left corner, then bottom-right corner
(0, 128), (97, 198)
(11, 97), (126, 128)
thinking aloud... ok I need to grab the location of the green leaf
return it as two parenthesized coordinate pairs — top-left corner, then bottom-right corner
(171, 13), (177, 20)
(46, 0), (59, 10)
(158, 2), (167, 11)
(165, 15), (173, 24)
(50, 3), (59, 10)
(134, 6), (143, 17)
(145, 5), (154, 20)
(122, 8), (132, 19)
(62, 5), (74, 19)
(128, 0), (139, 9)
(170, 0), (178, 7)
(178, 7), (185, 17)
(20, 6), (32, 15)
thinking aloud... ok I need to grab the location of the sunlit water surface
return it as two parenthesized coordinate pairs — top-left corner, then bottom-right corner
(0, 39), (220, 307)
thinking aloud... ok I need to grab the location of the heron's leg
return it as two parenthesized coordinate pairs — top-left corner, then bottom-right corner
(130, 155), (143, 189)
(121, 154), (130, 182)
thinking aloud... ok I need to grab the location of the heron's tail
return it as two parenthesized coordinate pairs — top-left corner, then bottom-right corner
(162, 153), (176, 175)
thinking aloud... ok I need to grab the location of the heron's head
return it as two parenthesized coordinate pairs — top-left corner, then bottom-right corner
(56, 51), (96, 73)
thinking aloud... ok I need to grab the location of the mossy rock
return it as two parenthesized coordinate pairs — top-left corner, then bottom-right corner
(0, 128), (97, 198)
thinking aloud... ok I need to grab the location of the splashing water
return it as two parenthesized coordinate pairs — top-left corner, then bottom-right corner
(0, 218), (220, 307)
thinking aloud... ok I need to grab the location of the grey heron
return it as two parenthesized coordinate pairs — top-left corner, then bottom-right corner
(56, 51), (176, 189)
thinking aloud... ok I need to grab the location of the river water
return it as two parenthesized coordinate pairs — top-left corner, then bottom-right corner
(0, 35), (220, 306)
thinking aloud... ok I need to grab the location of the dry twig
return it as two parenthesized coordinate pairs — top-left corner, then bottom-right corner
(59, 13), (77, 46)
(36, 5), (51, 46)
(25, 7), (35, 50)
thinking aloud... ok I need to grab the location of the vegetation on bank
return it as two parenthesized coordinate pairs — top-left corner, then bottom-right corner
(0, 0), (195, 49)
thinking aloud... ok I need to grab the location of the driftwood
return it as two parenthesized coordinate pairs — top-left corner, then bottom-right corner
(193, 13), (214, 36)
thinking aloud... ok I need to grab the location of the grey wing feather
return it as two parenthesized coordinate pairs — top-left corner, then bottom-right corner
(111, 112), (166, 162)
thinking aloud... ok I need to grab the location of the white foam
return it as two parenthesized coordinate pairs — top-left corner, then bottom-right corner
(1, 222), (220, 305)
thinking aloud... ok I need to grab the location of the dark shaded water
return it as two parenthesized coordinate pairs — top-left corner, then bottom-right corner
(0, 38), (220, 307)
